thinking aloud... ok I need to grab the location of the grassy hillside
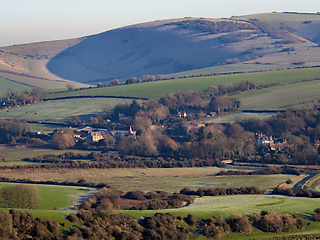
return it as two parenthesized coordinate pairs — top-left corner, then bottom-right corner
(233, 12), (320, 44)
(121, 194), (320, 219)
(238, 80), (320, 110)
(46, 67), (320, 99)
(0, 77), (33, 93)
(1, 13), (320, 87)
(0, 98), (129, 122)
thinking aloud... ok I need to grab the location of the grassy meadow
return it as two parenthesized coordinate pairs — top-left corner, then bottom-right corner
(0, 163), (295, 193)
(46, 67), (320, 99)
(204, 112), (274, 124)
(237, 80), (320, 110)
(165, 63), (290, 79)
(0, 77), (32, 93)
(0, 98), (129, 122)
(121, 194), (320, 219)
(0, 145), (92, 163)
(0, 182), (95, 210)
(0, 182), (96, 225)
(121, 195), (320, 239)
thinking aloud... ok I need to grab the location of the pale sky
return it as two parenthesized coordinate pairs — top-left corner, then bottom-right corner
(1, 0), (319, 47)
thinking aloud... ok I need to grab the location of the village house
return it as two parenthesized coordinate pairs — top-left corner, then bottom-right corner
(255, 133), (274, 144)
(111, 126), (136, 141)
(176, 110), (187, 118)
(86, 131), (104, 143)
(183, 122), (206, 133)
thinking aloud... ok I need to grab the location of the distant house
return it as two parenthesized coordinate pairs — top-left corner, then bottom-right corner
(87, 132), (104, 143)
(176, 111), (187, 118)
(110, 126), (136, 141)
(183, 122), (206, 133)
(76, 126), (93, 134)
(256, 133), (274, 144)
(73, 133), (82, 141)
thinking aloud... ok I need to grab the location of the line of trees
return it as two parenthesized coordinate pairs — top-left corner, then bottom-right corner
(180, 186), (264, 197)
(4, 87), (47, 107)
(21, 152), (222, 169)
(1, 184), (39, 209)
(216, 166), (304, 176)
(272, 186), (320, 198)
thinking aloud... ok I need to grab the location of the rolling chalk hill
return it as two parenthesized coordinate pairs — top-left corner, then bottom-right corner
(1, 12), (320, 88)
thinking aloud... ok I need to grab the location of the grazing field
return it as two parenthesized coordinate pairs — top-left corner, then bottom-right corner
(0, 183), (96, 225)
(0, 98), (129, 122)
(237, 80), (320, 110)
(121, 194), (320, 219)
(0, 165), (294, 193)
(46, 67), (320, 99)
(165, 63), (289, 79)
(0, 145), (92, 163)
(0, 77), (32, 93)
(204, 112), (274, 124)
(0, 182), (95, 210)
(29, 123), (70, 133)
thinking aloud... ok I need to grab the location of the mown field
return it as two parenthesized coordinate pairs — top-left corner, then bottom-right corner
(237, 80), (320, 110)
(121, 194), (320, 219)
(122, 195), (320, 240)
(165, 63), (289, 79)
(0, 145), (92, 162)
(0, 182), (94, 210)
(204, 112), (274, 124)
(0, 164), (295, 193)
(46, 67), (320, 99)
(0, 98), (129, 122)
(0, 182), (96, 224)
(0, 77), (32, 93)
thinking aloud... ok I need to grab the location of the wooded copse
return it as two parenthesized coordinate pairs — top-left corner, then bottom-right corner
(1, 184), (39, 209)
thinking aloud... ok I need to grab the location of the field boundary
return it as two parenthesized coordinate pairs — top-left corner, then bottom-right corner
(44, 95), (149, 101)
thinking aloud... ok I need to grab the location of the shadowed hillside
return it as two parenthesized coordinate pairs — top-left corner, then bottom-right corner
(46, 18), (254, 84)
(1, 13), (320, 87)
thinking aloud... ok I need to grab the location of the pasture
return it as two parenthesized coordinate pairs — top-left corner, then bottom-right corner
(204, 112), (274, 124)
(121, 194), (320, 219)
(0, 182), (96, 225)
(0, 145), (92, 163)
(121, 195), (320, 239)
(165, 63), (289, 79)
(0, 77), (32, 93)
(0, 182), (95, 210)
(0, 97), (129, 122)
(46, 67), (320, 99)
(0, 164), (295, 193)
(237, 80), (320, 110)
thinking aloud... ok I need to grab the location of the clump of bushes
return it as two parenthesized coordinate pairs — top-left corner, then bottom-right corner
(251, 210), (309, 233)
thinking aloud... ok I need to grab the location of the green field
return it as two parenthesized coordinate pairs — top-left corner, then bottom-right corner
(0, 98), (129, 122)
(165, 63), (289, 79)
(108, 174), (295, 193)
(204, 112), (274, 124)
(121, 194), (320, 219)
(237, 80), (320, 110)
(0, 182), (96, 225)
(0, 77), (32, 93)
(46, 67), (320, 99)
(0, 182), (95, 210)
(0, 145), (92, 163)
